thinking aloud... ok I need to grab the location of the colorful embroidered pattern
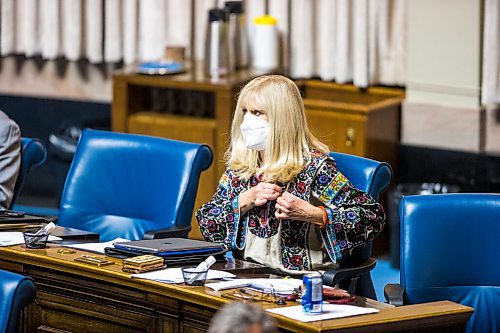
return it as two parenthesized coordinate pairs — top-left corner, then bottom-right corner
(278, 156), (321, 270)
(219, 173), (230, 189)
(247, 175), (280, 239)
(320, 172), (348, 205)
(230, 197), (244, 250)
(196, 153), (386, 270)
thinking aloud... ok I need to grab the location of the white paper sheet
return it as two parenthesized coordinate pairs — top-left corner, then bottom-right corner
(204, 279), (252, 291)
(205, 278), (303, 294)
(64, 238), (130, 254)
(132, 268), (236, 283)
(0, 232), (62, 246)
(267, 304), (379, 322)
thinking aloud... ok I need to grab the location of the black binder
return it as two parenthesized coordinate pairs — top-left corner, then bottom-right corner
(113, 238), (224, 256)
(0, 210), (48, 224)
(104, 246), (226, 265)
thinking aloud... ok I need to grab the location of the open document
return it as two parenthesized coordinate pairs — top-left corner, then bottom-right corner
(205, 278), (303, 295)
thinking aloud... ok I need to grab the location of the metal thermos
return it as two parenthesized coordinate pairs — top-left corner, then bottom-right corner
(205, 8), (230, 77)
(225, 1), (249, 69)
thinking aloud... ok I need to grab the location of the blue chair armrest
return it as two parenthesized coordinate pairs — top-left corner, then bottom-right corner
(143, 225), (192, 240)
(384, 283), (405, 306)
(0, 270), (36, 333)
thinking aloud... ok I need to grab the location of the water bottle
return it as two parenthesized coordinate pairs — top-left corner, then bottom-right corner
(252, 15), (279, 71)
(205, 8), (230, 78)
(225, 1), (249, 69)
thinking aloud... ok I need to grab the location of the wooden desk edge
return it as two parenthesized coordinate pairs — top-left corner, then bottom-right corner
(0, 246), (473, 333)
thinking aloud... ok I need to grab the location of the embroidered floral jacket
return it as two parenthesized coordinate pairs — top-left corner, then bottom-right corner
(196, 152), (386, 271)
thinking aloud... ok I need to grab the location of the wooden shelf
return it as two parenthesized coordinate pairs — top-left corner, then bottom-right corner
(301, 80), (404, 166)
(128, 112), (217, 143)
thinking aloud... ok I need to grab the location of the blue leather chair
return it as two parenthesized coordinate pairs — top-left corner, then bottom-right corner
(322, 152), (392, 299)
(0, 269), (36, 333)
(8, 138), (47, 210)
(385, 194), (500, 333)
(57, 129), (213, 242)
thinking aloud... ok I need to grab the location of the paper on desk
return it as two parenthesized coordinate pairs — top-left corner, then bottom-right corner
(132, 268), (236, 283)
(64, 238), (130, 254)
(0, 232), (62, 246)
(267, 304), (379, 322)
(204, 279), (251, 291)
(205, 278), (303, 294)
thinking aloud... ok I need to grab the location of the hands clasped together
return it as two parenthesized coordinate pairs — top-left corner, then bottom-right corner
(239, 182), (324, 227)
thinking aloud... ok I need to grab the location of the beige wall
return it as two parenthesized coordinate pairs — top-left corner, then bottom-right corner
(403, 0), (485, 153)
(406, 0), (481, 109)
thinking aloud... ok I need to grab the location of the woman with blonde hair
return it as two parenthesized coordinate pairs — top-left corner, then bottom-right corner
(196, 75), (385, 273)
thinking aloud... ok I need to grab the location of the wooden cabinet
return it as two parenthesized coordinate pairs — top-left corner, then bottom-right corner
(112, 65), (257, 239)
(301, 80), (404, 167)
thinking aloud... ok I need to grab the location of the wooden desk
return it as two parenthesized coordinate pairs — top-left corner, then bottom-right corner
(0, 244), (472, 333)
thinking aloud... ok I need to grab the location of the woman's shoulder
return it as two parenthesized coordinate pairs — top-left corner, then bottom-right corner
(298, 149), (336, 179)
(309, 148), (334, 166)
(221, 168), (251, 187)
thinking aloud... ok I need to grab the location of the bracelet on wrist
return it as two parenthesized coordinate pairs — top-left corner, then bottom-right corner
(317, 206), (328, 229)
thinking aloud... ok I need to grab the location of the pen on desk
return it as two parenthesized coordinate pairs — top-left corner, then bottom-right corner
(81, 255), (107, 263)
(232, 293), (244, 299)
(239, 288), (258, 297)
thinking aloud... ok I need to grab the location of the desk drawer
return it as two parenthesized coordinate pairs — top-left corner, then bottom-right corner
(24, 266), (179, 333)
(0, 259), (24, 273)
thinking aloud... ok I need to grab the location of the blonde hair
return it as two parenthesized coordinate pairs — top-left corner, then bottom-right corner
(226, 75), (329, 183)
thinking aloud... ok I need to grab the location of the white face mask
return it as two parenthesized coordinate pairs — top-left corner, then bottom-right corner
(240, 113), (269, 151)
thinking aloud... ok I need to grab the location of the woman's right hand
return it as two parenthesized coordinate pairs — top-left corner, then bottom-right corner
(239, 182), (282, 215)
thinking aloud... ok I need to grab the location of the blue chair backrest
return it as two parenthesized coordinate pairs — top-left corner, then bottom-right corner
(9, 138), (47, 210)
(57, 129), (213, 242)
(0, 269), (36, 333)
(400, 193), (500, 333)
(329, 152), (392, 258)
(329, 152), (392, 201)
(328, 152), (392, 298)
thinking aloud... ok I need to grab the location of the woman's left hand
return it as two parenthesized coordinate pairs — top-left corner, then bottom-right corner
(275, 192), (324, 227)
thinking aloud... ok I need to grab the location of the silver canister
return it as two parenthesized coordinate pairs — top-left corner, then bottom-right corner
(225, 1), (249, 69)
(204, 8), (231, 78)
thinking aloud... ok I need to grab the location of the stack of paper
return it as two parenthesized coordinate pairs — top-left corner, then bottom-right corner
(247, 278), (303, 294)
(64, 238), (130, 254)
(205, 278), (303, 295)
